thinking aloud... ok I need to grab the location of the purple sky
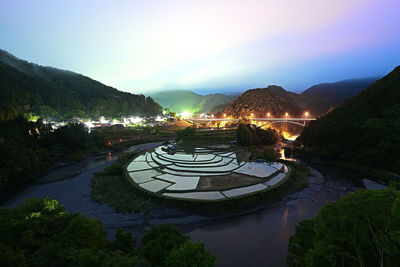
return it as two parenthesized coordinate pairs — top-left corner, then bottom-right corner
(1, 0), (400, 94)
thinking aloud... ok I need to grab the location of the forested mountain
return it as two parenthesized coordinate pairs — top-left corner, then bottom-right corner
(298, 66), (400, 173)
(300, 77), (378, 114)
(147, 90), (236, 114)
(0, 50), (161, 120)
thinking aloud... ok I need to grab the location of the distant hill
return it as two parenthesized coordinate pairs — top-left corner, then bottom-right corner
(223, 85), (310, 117)
(147, 90), (236, 114)
(0, 50), (161, 120)
(300, 77), (378, 114)
(223, 78), (377, 118)
(298, 66), (400, 173)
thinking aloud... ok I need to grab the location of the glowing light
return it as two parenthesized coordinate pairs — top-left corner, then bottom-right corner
(285, 112), (289, 118)
(304, 111), (309, 118)
(267, 112), (270, 118)
(282, 131), (299, 141)
(211, 114), (214, 118)
(223, 113), (226, 117)
(251, 113), (254, 117)
(84, 121), (94, 128)
(99, 116), (109, 124)
(181, 111), (191, 119)
(130, 117), (143, 124)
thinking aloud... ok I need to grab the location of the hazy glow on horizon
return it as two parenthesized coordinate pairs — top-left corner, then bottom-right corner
(1, 0), (400, 93)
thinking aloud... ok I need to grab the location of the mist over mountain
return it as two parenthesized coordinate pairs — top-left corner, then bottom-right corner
(0, 50), (161, 120)
(147, 90), (236, 114)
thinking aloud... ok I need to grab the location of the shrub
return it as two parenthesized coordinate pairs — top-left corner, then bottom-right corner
(263, 147), (279, 161)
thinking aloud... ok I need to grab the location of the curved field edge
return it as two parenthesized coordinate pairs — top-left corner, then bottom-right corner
(91, 151), (309, 215)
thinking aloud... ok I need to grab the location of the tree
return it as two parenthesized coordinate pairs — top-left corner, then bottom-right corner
(0, 198), (216, 266)
(165, 241), (217, 267)
(237, 123), (254, 146)
(287, 188), (400, 267)
(140, 224), (189, 266)
(237, 123), (279, 146)
(263, 147), (279, 161)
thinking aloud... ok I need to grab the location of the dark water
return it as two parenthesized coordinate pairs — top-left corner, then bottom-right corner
(188, 202), (320, 267)
(187, 164), (360, 267)
(2, 144), (368, 267)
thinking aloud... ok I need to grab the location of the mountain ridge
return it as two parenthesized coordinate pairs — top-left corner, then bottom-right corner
(0, 49), (161, 120)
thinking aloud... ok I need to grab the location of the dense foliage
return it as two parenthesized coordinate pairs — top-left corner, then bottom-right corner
(0, 116), (105, 192)
(0, 198), (216, 267)
(0, 50), (161, 120)
(175, 126), (197, 142)
(287, 188), (400, 267)
(0, 116), (51, 191)
(298, 66), (400, 174)
(237, 123), (279, 146)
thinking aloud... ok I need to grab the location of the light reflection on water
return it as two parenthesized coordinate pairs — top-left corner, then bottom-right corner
(282, 132), (299, 141)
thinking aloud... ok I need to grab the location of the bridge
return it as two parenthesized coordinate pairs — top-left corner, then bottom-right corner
(186, 117), (316, 127)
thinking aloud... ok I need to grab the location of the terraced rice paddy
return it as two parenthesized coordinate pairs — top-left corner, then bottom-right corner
(125, 145), (289, 201)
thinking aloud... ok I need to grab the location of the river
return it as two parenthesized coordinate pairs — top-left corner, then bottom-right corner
(2, 143), (379, 266)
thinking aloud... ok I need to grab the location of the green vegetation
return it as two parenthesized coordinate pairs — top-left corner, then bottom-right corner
(97, 126), (172, 150)
(148, 89), (236, 114)
(262, 147), (280, 161)
(298, 66), (400, 175)
(0, 116), (51, 191)
(175, 127), (237, 144)
(140, 224), (217, 267)
(91, 151), (151, 213)
(287, 188), (400, 267)
(0, 50), (161, 120)
(0, 116), (106, 192)
(175, 126), (197, 142)
(0, 197), (216, 266)
(237, 123), (279, 146)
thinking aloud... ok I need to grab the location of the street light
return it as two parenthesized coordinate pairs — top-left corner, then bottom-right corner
(267, 112), (270, 119)
(224, 113), (226, 118)
(304, 111), (309, 119)
(285, 112), (289, 119)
